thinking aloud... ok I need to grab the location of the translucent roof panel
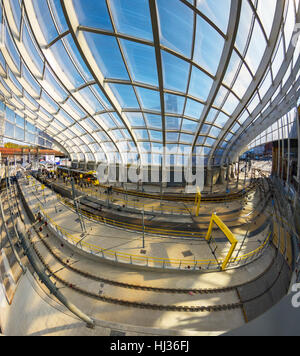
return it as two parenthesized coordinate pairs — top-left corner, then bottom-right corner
(0, 0), (298, 166)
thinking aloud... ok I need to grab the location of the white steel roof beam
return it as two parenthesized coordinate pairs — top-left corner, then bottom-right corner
(191, 0), (242, 157)
(211, 0), (286, 165)
(229, 74), (300, 160)
(222, 4), (300, 163)
(61, 0), (140, 164)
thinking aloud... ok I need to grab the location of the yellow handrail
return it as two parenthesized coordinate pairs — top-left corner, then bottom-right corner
(27, 176), (271, 270)
(59, 196), (205, 238)
(38, 204), (271, 270)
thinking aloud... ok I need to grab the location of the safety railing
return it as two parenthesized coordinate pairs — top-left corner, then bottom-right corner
(60, 197), (205, 238)
(57, 188), (271, 238)
(62, 181), (194, 215)
(25, 176), (273, 272)
(36, 202), (272, 272)
(43, 175), (259, 216)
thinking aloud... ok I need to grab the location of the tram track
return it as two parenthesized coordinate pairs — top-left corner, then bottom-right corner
(53, 166), (257, 203)
(5, 177), (291, 320)
(26, 216), (288, 316)
(32, 176), (271, 239)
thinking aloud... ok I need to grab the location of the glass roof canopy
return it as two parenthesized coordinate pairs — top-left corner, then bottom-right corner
(0, 0), (299, 167)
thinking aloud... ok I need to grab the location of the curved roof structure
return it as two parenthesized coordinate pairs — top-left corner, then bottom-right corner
(0, 0), (299, 167)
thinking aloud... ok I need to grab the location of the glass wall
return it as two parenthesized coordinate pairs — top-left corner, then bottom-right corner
(0, 101), (54, 148)
(248, 108), (298, 149)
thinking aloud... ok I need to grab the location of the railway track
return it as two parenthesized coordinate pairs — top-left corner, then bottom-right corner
(8, 181), (291, 320)
(53, 166), (256, 203)
(97, 183), (257, 203)
(37, 173), (257, 204)
(30, 175), (271, 240)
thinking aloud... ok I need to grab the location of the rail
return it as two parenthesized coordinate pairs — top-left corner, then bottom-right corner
(37, 202), (272, 272)
(13, 180), (291, 318)
(4, 180), (95, 328)
(23, 175), (273, 271)
(33, 176), (272, 239)
(95, 181), (257, 203)
(38, 175), (259, 216)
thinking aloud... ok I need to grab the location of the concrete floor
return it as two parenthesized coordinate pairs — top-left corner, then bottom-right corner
(0, 196), (276, 335)
(50, 172), (254, 216)
(0, 169), (287, 336)
(21, 177), (271, 271)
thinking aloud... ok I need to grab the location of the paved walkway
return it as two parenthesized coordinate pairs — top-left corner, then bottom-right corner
(47, 174), (254, 216)
(20, 177), (271, 271)
(0, 177), (279, 335)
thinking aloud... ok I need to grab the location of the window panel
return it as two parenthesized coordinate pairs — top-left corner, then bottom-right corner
(165, 94), (185, 114)
(22, 23), (43, 74)
(145, 114), (162, 129)
(162, 51), (190, 92)
(43, 66), (68, 102)
(180, 133), (193, 143)
(73, 0), (113, 31)
(121, 39), (158, 86)
(196, 0), (230, 34)
(149, 130), (162, 141)
(157, 0), (194, 57)
(50, 39), (85, 87)
(5, 26), (20, 69)
(235, 0), (253, 54)
(84, 33), (129, 80)
(232, 64), (253, 98)
(95, 113), (117, 129)
(10, 0), (22, 28)
(110, 0), (153, 41)
(6, 107), (15, 123)
(166, 132), (179, 141)
(5, 121), (14, 137)
(184, 99), (204, 119)
(125, 112), (145, 127)
(109, 84), (139, 108)
(135, 87), (161, 111)
(49, 0), (69, 33)
(194, 16), (224, 75)
(166, 116), (181, 130)
(32, 0), (59, 43)
(78, 86), (105, 113)
(134, 129), (149, 140)
(245, 20), (267, 74)
(63, 35), (94, 82)
(188, 66), (213, 101)
(257, 0), (277, 39)
(182, 119), (198, 132)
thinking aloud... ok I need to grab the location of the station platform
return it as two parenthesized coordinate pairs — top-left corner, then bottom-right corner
(36, 174), (270, 236)
(0, 172), (292, 336)
(19, 176), (272, 272)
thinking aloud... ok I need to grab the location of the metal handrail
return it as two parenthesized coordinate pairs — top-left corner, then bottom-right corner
(38, 202), (272, 271)
(25, 175), (273, 271)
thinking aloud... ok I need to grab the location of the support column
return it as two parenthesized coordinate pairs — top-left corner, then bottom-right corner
(293, 105), (300, 216)
(236, 158), (240, 189)
(297, 106), (300, 194)
(281, 116), (285, 181)
(226, 164), (230, 192)
(244, 161), (247, 187)
(277, 120), (281, 178)
(230, 163), (235, 179)
(286, 113), (291, 186)
(205, 167), (212, 191)
(219, 165), (227, 185)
